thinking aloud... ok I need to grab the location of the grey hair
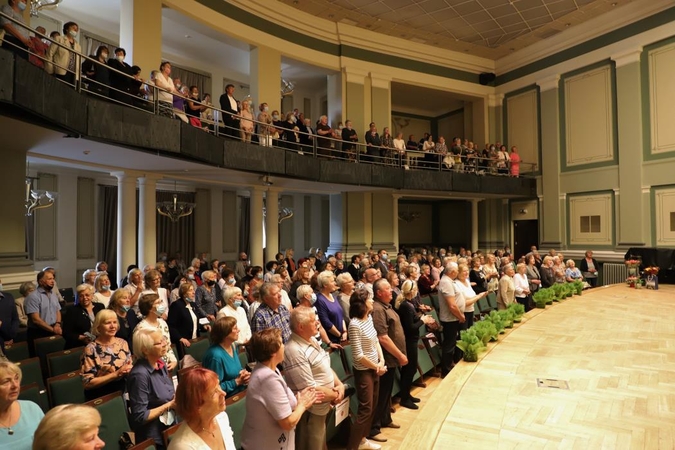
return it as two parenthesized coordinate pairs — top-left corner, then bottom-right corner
(290, 306), (316, 333)
(336, 272), (354, 289)
(316, 270), (335, 289)
(296, 284), (314, 301)
(444, 262), (458, 275)
(222, 286), (242, 304)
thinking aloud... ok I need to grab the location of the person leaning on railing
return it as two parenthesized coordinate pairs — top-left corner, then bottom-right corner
(82, 45), (111, 97)
(45, 21), (82, 85)
(0, 0), (32, 60)
(155, 61), (178, 118)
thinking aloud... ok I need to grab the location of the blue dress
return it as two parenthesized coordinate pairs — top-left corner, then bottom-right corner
(2, 400), (44, 450)
(201, 343), (245, 396)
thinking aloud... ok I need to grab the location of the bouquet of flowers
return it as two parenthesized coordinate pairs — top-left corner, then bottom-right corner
(644, 266), (659, 275)
(625, 259), (640, 277)
(626, 275), (640, 287)
(644, 266), (659, 290)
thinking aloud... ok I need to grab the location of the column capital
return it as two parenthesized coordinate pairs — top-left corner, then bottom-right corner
(369, 72), (391, 89)
(137, 173), (163, 182)
(611, 47), (642, 68)
(111, 170), (142, 181)
(537, 74), (560, 92)
(488, 93), (504, 107)
(343, 66), (369, 85)
(641, 186), (651, 194)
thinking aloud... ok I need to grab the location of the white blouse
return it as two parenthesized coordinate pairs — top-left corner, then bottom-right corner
(167, 411), (236, 450)
(513, 273), (530, 298)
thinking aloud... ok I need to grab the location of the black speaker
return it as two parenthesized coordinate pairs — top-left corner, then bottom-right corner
(479, 72), (496, 86)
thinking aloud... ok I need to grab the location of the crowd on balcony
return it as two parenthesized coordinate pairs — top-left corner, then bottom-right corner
(0, 241), (599, 449)
(1, 3), (529, 176)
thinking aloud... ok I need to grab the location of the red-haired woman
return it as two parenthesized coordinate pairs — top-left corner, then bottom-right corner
(169, 367), (236, 449)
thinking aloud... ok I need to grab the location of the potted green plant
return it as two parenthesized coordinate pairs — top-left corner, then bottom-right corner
(472, 320), (498, 344)
(486, 310), (506, 334)
(532, 289), (549, 308)
(456, 329), (486, 362)
(507, 303), (525, 322)
(572, 280), (583, 295)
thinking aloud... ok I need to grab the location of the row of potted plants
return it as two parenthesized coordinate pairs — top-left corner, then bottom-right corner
(456, 281), (584, 362)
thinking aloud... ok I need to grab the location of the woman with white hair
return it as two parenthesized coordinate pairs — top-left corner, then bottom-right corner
(63, 284), (105, 349)
(336, 272), (355, 326)
(216, 286), (251, 345)
(93, 272), (113, 307)
(127, 329), (176, 449)
(315, 271), (346, 344)
(395, 280), (433, 410)
(32, 404), (103, 450)
(195, 270), (218, 322)
(565, 259), (583, 282)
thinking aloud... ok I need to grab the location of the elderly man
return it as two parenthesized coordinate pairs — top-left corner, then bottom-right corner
(234, 251), (249, 281)
(283, 306), (347, 450)
(369, 278), (407, 443)
(437, 262), (465, 377)
(251, 282), (291, 344)
(24, 270), (62, 354)
(315, 115), (333, 157)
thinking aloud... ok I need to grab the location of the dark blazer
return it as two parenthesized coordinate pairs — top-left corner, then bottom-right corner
(540, 266), (556, 288)
(63, 303), (105, 349)
(115, 311), (139, 351)
(107, 58), (131, 92)
(167, 298), (205, 345)
(347, 264), (361, 283)
(219, 93), (238, 116)
(469, 269), (487, 294)
(374, 260), (389, 278)
(579, 258), (599, 274)
(0, 292), (19, 350)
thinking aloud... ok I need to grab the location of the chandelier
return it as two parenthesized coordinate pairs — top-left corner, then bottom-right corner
(157, 188), (196, 222)
(25, 177), (57, 216)
(263, 202), (294, 224)
(398, 209), (421, 223)
(30, 0), (62, 17)
(281, 78), (294, 97)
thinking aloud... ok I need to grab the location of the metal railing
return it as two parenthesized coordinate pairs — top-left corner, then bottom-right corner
(0, 11), (537, 176)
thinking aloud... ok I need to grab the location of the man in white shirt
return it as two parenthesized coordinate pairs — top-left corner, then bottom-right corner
(437, 262), (465, 377)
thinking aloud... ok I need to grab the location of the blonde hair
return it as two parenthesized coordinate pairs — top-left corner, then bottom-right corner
(0, 361), (22, 384)
(396, 279), (417, 309)
(92, 309), (118, 336)
(32, 404), (101, 450)
(94, 272), (110, 292)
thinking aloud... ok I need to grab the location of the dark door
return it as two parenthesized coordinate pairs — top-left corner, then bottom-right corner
(513, 220), (539, 259)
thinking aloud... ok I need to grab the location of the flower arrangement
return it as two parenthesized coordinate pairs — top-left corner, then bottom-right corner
(626, 276), (639, 287)
(625, 259), (641, 277)
(644, 266), (660, 275)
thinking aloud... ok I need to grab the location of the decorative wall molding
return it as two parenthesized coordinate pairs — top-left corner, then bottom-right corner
(568, 192), (614, 247)
(653, 186), (675, 246)
(647, 42), (675, 156)
(76, 177), (96, 259)
(537, 74), (560, 92)
(611, 47), (643, 68)
(506, 88), (540, 172)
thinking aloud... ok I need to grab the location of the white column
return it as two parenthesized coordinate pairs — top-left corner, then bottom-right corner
(113, 172), (137, 281)
(471, 199), (480, 251)
(249, 187), (264, 267)
(138, 175), (159, 269)
(265, 188), (280, 263)
(393, 194), (400, 253)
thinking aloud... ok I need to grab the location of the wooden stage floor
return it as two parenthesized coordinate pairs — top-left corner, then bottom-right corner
(367, 285), (675, 450)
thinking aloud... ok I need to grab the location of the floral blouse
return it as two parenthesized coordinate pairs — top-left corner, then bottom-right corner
(81, 337), (131, 386)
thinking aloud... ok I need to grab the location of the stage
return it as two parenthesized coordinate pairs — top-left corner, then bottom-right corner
(378, 285), (675, 450)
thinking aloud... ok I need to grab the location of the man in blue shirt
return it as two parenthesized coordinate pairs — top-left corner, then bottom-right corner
(251, 282), (291, 343)
(24, 270), (62, 355)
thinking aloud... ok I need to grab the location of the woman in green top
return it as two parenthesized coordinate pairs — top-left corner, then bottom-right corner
(201, 316), (250, 396)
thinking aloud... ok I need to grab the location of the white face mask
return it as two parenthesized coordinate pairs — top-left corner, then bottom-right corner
(117, 55), (124, 62)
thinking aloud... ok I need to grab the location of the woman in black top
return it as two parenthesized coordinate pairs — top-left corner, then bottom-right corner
(395, 280), (433, 410)
(82, 45), (110, 96)
(167, 282), (209, 359)
(109, 289), (139, 350)
(469, 258), (487, 294)
(63, 284), (105, 349)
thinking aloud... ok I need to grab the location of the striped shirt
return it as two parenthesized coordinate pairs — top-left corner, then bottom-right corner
(348, 316), (380, 371)
(283, 333), (335, 415)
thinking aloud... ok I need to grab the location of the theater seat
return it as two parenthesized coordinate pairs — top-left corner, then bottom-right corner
(226, 391), (247, 450)
(16, 357), (44, 389)
(47, 371), (86, 407)
(4, 341), (29, 362)
(19, 382), (48, 413)
(84, 393), (132, 448)
(47, 346), (84, 377)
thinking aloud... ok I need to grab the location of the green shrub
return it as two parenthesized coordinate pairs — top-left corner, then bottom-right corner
(533, 288), (553, 308)
(572, 280), (583, 295)
(456, 328), (486, 362)
(486, 310), (506, 334)
(472, 320), (498, 344)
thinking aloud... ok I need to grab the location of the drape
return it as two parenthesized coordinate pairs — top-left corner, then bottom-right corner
(83, 34), (116, 57)
(98, 185), (118, 275)
(156, 191), (196, 261)
(171, 64), (212, 97)
(238, 196), (250, 257)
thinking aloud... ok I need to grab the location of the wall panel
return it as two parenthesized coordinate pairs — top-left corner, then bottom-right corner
(568, 192), (614, 247)
(653, 186), (675, 247)
(35, 173), (58, 261)
(648, 43), (675, 155)
(506, 89), (539, 169)
(77, 177), (96, 259)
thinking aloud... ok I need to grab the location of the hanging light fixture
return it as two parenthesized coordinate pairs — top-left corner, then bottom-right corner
(25, 177), (57, 216)
(30, 0), (62, 17)
(156, 182), (196, 222)
(398, 206), (421, 223)
(263, 200), (294, 224)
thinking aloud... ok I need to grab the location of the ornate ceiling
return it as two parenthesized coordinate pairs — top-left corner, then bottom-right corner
(277, 0), (632, 59)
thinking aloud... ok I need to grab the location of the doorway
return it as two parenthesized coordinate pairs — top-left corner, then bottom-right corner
(513, 220), (539, 259)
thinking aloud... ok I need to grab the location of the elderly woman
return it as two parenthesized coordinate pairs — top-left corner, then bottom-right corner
(239, 100), (255, 143)
(347, 290), (386, 450)
(395, 280), (433, 411)
(32, 404), (103, 450)
(513, 263), (531, 311)
(241, 328), (318, 449)
(336, 272), (355, 323)
(553, 257), (566, 284)
(469, 258), (487, 294)
(201, 316), (250, 397)
(216, 286), (251, 345)
(93, 272), (113, 307)
(46, 21), (82, 85)
(497, 265), (516, 310)
(15, 281), (35, 328)
(580, 250), (599, 287)
(315, 271), (346, 344)
(134, 293), (177, 372)
(63, 284), (104, 349)
(196, 270), (218, 322)
(418, 264), (438, 296)
(565, 260), (583, 282)
(142, 269), (169, 317)
(127, 329), (176, 449)
(169, 367), (236, 449)
(81, 309), (132, 400)
(295, 284), (338, 349)
(483, 254), (500, 292)
(272, 274), (294, 311)
(525, 254), (542, 294)
(456, 264), (487, 329)
(540, 256), (556, 288)
(0, 361), (44, 449)
(126, 267), (145, 313)
(108, 288), (139, 350)
(168, 283), (208, 359)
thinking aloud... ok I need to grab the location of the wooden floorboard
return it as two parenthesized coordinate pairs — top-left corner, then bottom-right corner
(343, 285), (675, 450)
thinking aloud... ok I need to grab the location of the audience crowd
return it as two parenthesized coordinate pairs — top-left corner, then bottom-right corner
(0, 3), (528, 176)
(0, 242), (598, 450)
